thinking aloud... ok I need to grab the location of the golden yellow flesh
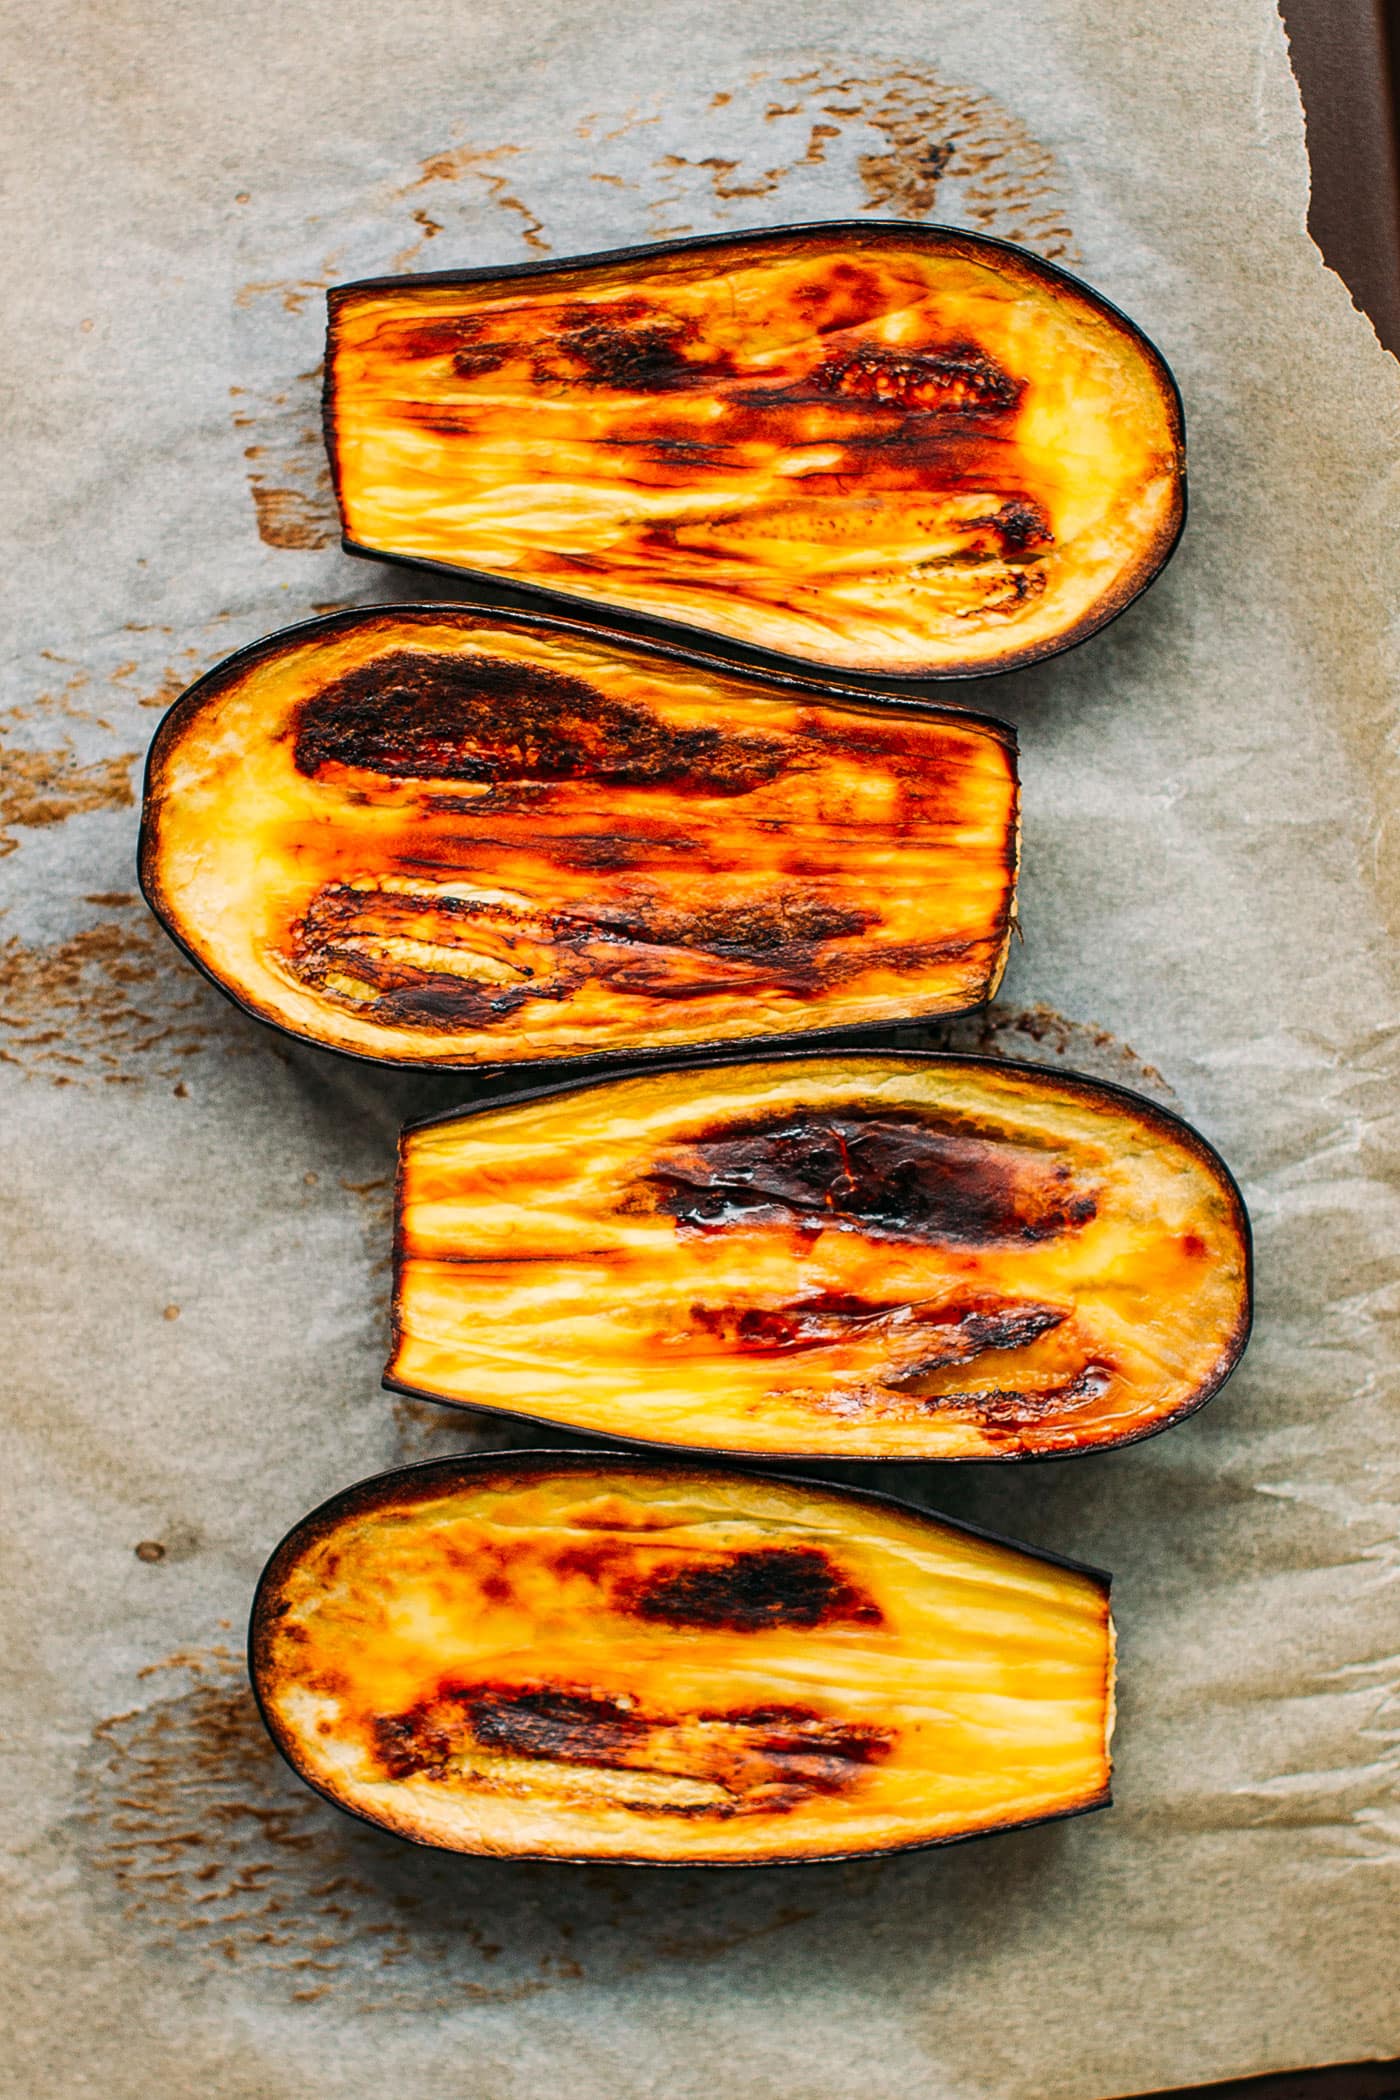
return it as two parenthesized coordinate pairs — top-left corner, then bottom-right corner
(140, 611), (1017, 1066)
(326, 228), (1183, 674)
(393, 1057), (1250, 1459)
(253, 1463), (1113, 1862)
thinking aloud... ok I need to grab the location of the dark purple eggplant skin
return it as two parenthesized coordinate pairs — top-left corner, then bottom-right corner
(136, 602), (1018, 1080)
(386, 1047), (1253, 1464)
(248, 1446), (1113, 1869)
(323, 219), (1187, 688)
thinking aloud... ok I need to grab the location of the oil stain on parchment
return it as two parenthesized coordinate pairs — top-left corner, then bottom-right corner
(636, 63), (1079, 255)
(376, 1004), (1176, 1463)
(0, 623), (275, 1085)
(386, 1392), (559, 1467)
(394, 143), (550, 260)
(79, 1644), (824, 2011)
(0, 902), (250, 1087)
(341, 1171), (396, 1328)
(232, 54), (1077, 556)
(0, 745), (136, 857)
(232, 371), (336, 551)
(0, 661), (137, 856)
(915, 1000), (1179, 1103)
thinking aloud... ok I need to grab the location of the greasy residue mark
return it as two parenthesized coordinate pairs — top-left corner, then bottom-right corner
(0, 902), (252, 1085)
(388, 1392), (539, 1465)
(232, 373), (337, 550)
(626, 1545), (883, 1631)
(391, 208), (446, 273)
(0, 651), (159, 848)
(249, 484), (335, 551)
(235, 252), (345, 316)
(656, 152), (789, 203)
(110, 644), (227, 714)
(915, 1001), (1179, 1104)
(7, 642), (227, 739)
(80, 1645), (825, 2003)
(648, 1110), (1098, 1247)
(825, 66), (1074, 252)
(338, 1171), (395, 1322)
(0, 742), (136, 854)
(628, 61), (1079, 264)
(394, 142), (550, 255)
(82, 1650), (556, 2006)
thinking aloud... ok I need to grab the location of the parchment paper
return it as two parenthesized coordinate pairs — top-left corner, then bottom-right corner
(2, 4), (1397, 2095)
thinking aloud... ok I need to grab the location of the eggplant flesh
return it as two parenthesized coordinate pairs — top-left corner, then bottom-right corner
(138, 607), (1018, 1068)
(250, 1454), (1114, 1864)
(391, 1055), (1251, 1459)
(325, 223), (1184, 677)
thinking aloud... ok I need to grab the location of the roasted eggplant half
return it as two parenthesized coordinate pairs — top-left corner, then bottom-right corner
(138, 607), (1018, 1068)
(325, 222), (1184, 678)
(391, 1054), (1251, 1459)
(250, 1452), (1114, 1864)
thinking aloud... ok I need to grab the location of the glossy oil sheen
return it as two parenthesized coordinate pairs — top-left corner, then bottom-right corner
(391, 1055), (1251, 1458)
(140, 607), (1017, 1067)
(251, 1456), (1114, 1863)
(325, 224), (1184, 675)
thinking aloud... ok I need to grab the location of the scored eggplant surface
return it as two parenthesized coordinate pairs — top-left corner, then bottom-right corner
(325, 223), (1184, 677)
(250, 1454), (1114, 1863)
(138, 607), (1017, 1067)
(392, 1055), (1251, 1459)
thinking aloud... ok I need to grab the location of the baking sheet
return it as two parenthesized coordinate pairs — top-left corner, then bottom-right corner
(2, 3), (1398, 2094)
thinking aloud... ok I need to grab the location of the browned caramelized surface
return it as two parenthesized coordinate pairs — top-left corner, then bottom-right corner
(393, 1056), (1250, 1458)
(326, 226), (1183, 674)
(252, 1459), (1113, 1862)
(140, 609), (1017, 1065)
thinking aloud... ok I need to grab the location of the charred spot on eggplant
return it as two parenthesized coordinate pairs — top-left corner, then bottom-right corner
(292, 648), (792, 796)
(371, 1679), (893, 1814)
(645, 1108), (1098, 1244)
(375, 1685), (653, 1781)
(558, 895), (877, 957)
(943, 1363), (1115, 1422)
(139, 607), (1018, 1069)
(689, 1294), (1068, 1365)
(624, 1545), (883, 1632)
(250, 1455), (1114, 1862)
(325, 222), (1185, 676)
(390, 1053), (1252, 1460)
(810, 341), (1023, 414)
(543, 314), (702, 391)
